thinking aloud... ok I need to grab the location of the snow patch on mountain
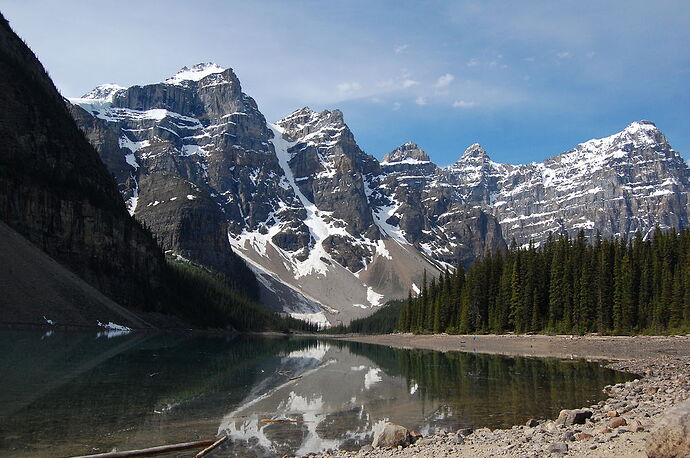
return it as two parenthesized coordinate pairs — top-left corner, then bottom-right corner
(165, 62), (225, 85)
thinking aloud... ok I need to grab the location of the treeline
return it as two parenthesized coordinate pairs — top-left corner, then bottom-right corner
(399, 229), (690, 335)
(164, 259), (318, 333)
(324, 300), (405, 334)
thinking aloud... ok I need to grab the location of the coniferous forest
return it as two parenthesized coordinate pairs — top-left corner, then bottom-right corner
(397, 229), (690, 335)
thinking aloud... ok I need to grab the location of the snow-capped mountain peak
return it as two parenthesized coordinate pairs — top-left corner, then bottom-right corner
(164, 62), (226, 85)
(576, 120), (667, 155)
(382, 141), (430, 164)
(277, 107), (348, 145)
(78, 84), (125, 102)
(458, 143), (490, 162)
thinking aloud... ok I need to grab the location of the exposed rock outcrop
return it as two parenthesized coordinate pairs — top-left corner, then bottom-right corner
(0, 13), (168, 323)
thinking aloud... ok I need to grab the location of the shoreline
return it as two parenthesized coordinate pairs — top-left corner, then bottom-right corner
(325, 333), (690, 361)
(309, 333), (690, 457)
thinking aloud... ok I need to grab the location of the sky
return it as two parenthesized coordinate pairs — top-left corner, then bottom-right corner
(3, 0), (689, 165)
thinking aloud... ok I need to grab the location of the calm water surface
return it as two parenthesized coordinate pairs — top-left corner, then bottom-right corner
(0, 330), (632, 457)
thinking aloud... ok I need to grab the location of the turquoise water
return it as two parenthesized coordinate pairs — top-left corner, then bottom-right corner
(0, 331), (632, 457)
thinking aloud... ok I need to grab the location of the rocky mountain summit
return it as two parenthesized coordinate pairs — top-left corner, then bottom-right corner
(443, 120), (690, 245)
(70, 63), (689, 326)
(70, 67), (448, 325)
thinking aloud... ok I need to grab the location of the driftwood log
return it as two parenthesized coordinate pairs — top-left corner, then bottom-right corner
(195, 435), (229, 457)
(70, 439), (215, 458)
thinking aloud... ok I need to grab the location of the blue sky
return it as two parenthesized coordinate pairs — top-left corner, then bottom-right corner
(3, 1), (689, 165)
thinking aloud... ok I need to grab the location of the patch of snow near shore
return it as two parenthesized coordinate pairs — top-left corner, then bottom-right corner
(96, 321), (132, 338)
(290, 312), (330, 329)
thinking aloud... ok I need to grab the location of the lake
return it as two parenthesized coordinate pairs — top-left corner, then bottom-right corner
(0, 330), (632, 457)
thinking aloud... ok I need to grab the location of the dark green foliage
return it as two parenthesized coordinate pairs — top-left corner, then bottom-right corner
(164, 258), (318, 333)
(324, 300), (406, 334)
(398, 229), (690, 335)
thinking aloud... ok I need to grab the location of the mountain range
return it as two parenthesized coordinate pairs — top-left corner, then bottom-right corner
(69, 62), (690, 326)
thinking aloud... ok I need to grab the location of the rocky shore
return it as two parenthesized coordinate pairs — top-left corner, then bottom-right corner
(302, 335), (690, 457)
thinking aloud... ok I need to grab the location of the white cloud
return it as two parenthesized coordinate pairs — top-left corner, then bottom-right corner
(392, 102), (401, 111)
(394, 44), (409, 54)
(466, 58), (480, 67)
(402, 79), (419, 88)
(337, 81), (361, 93)
(370, 97), (382, 103)
(556, 51), (571, 59)
(415, 96), (427, 105)
(452, 100), (477, 108)
(434, 73), (455, 88)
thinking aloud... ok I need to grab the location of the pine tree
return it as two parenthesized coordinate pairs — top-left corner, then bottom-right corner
(509, 253), (526, 332)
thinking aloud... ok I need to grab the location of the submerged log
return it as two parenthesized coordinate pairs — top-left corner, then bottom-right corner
(70, 439), (215, 458)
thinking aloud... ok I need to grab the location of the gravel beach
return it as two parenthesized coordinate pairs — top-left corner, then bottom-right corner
(302, 334), (690, 457)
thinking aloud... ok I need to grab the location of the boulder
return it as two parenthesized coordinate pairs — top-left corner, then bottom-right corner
(547, 442), (569, 454)
(608, 417), (627, 429)
(576, 433), (594, 440)
(526, 418), (540, 427)
(409, 430), (423, 443)
(555, 409), (593, 426)
(372, 423), (411, 448)
(647, 400), (690, 458)
(457, 428), (474, 437)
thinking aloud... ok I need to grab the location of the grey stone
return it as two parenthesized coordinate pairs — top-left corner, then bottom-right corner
(372, 423), (411, 448)
(456, 428), (474, 437)
(562, 431), (576, 441)
(647, 399), (690, 458)
(547, 442), (569, 454)
(526, 418), (540, 427)
(555, 409), (593, 426)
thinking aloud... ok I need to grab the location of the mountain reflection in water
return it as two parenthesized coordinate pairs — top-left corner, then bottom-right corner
(0, 332), (632, 457)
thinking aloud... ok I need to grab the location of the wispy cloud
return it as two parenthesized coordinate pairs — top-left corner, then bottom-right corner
(466, 58), (480, 67)
(415, 96), (427, 105)
(434, 73), (455, 88)
(556, 51), (571, 59)
(402, 79), (419, 88)
(337, 81), (361, 94)
(392, 102), (401, 111)
(394, 44), (409, 54)
(452, 100), (477, 108)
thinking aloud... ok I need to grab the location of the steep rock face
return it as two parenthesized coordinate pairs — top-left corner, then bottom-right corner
(68, 65), (293, 288)
(72, 82), (447, 323)
(0, 14), (167, 322)
(378, 142), (506, 266)
(276, 108), (382, 270)
(444, 121), (690, 245)
(134, 172), (250, 283)
(69, 59), (690, 326)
